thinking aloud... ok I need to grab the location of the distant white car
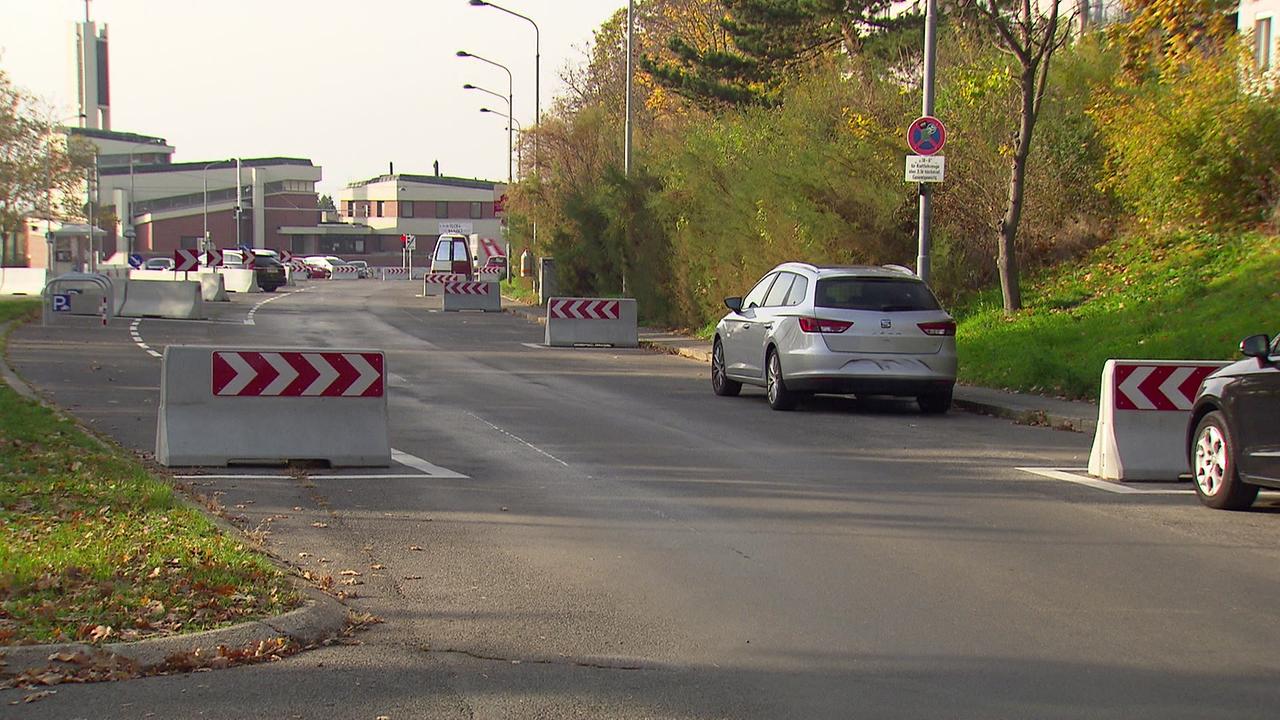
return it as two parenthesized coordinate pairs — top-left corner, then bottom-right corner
(142, 257), (175, 271)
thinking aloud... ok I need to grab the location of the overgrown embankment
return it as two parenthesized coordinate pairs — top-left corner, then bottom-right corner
(955, 232), (1280, 399)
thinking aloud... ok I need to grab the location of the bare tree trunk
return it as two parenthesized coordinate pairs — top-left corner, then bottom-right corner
(997, 69), (1039, 314)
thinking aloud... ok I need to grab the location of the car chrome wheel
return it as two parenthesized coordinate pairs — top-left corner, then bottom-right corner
(1194, 423), (1227, 497)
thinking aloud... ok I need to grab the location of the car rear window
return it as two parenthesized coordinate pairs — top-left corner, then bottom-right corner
(814, 277), (941, 312)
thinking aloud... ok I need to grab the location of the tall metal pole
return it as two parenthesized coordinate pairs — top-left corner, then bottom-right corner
(235, 158), (242, 250)
(917, 0), (938, 283)
(624, 0), (635, 177)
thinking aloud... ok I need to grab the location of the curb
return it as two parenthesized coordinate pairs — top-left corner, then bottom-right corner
(0, 315), (351, 682)
(0, 586), (349, 680)
(953, 393), (1096, 434)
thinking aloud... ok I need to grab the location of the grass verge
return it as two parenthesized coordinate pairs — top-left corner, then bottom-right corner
(955, 231), (1280, 399)
(0, 307), (299, 646)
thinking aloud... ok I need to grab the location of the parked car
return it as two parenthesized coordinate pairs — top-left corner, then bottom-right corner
(712, 263), (957, 412)
(1186, 332), (1280, 510)
(303, 263), (330, 279)
(480, 255), (507, 275)
(304, 255), (348, 275)
(430, 233), (474, 279)
(224, 249), (287, 292)
(142, 257), (174, 271)
(346, 260), (370, 278)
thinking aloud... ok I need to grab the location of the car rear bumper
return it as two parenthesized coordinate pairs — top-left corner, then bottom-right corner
(780, 346), (956, 396)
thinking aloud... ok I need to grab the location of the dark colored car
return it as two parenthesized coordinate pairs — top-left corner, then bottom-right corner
(254, 256), (287, 292)
(1186, 332), (1280, 510)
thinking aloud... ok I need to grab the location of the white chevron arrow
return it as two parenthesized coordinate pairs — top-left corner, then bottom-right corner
(1159, 366), (1196, 410)
(218, 352), (256, 396)
(261, 353), (299, 396)
(344, 354), (380, 396)
(302, 353), (338, 396)
(1117, 366), (1155, 410)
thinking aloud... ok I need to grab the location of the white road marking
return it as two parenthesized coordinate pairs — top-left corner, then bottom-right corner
(129, 318), (161, 360)
(520, 342), (550, 350)
(1016, 467), (1194, 495)
(244, 288), (305, 325)
(391, 448), (470, 478)
(464, 411), (570, 467)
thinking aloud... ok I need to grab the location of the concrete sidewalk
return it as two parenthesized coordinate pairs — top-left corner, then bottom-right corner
(503, 300), (1098, 434)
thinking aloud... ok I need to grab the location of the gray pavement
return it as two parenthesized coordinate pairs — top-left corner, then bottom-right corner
(3, 281), (1277, 719)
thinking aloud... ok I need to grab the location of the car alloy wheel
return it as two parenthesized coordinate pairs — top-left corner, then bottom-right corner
(1191, 411), (1259, 510)
(766, 350), (797, 411)
(711, 339), (741, 397)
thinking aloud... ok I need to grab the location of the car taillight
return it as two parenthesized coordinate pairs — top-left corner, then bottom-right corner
(918, 321), (956, 336)
(798, 317), (853, 333)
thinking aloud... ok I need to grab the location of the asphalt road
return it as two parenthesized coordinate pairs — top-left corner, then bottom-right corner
(4, 281), (1279, 719)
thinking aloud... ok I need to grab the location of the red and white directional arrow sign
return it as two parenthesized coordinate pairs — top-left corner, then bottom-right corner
(444, 282), (490, 295)
(1113, 363), (1223, 411)
(174, 248), (202, 271)
(204, 248), (223, 267)
(212, 351), (384, 397)
(549, 299), (620, 320)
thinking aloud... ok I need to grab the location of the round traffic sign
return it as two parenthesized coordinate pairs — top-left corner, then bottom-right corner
(907, 116), (946, 156)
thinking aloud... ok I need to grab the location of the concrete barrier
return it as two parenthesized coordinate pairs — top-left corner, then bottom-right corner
(199, 272), (229, 302)
(423, 273), (464, 296)
(378, 267), (410, 280)
(119, 279), (206, 320)
(1088, 359), (1230, 481)
(218, 268), (260, 293)
(156, 346), (390, 467)
(544, 298), (638, 347)
(442, 281), (500, 312)
(0, 268), (49, 295)
(127, 269), (227, 303)
(331, 265), (360, 280)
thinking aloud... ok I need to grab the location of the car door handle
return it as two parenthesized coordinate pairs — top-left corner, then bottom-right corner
(741, 323), (752, 330)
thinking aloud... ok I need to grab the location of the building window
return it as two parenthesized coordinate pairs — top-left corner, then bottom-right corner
(470, 201), (483, 219)
(435, 201), (449, 218)
(376, 201), (384, 218)
(1257, 18), (1273, 71)
(345, 200), (354, 215)
(401, 200), (414, 218)
(180, 236), (201, 250)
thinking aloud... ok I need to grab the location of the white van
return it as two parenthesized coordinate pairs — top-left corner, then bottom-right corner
(430, 234), (474, 279)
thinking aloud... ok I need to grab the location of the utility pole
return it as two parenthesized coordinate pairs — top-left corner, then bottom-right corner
(235, 158), (242, 250)
(916, 0), (938, 283)
(624, 0), (634, 177)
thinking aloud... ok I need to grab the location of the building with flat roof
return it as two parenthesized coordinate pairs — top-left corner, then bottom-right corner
(280, 172), (505, 264)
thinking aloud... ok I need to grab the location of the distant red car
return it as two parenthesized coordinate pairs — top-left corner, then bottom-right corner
(301, 264), (329, 279)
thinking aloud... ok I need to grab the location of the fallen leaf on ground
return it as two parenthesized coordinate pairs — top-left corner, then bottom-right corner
(409, 546), (423, 551)
(370, 564), (385, 570)
(298, 552), (312, 558)
(339, 570), (361, 576)
(22, 690), (57, 703)
(311, 522), (329, 528)
(402, 575), (422, 580)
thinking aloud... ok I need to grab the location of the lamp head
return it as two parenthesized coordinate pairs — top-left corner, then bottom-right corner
(456, 50), (470, 57)
(469, 0), (488, 5)
(463, 83), (476, 89)
(480, 107), (494, 114)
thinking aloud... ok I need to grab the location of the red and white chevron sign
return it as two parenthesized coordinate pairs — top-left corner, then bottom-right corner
(280, 249), (293, 263)
(424, 273), (464, 284)
(212, 351), (384, 397)
(1113, 363), (1223, 411)
(173, 248), (202, 271)
(204, 248), (223, 267)
(332, 265), (359, 276)
(444, 282), (489, 295)
(477, 267), (503, 277)
(549, 298), (620, 320)
(289, 259), (308, 272)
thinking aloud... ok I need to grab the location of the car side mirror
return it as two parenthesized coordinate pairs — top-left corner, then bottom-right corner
(1240, 333), (1271, 359)
(724, 296), (743, 312)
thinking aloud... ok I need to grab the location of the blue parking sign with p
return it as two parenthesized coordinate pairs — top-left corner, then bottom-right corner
(52, 293), (72, 312)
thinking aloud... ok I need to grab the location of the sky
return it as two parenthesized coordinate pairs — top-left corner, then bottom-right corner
(0, 0), (623, 196)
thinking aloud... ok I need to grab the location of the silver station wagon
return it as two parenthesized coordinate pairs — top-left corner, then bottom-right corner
(712, 263), (958, 412)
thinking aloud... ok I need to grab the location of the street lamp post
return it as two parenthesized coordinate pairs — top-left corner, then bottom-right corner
(457, 51), (513, 187)
(466, 83), (513, 185)
(479, 107), (521, 180)
(201, 160), (227, 253)
(468, 0), (538, 168)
